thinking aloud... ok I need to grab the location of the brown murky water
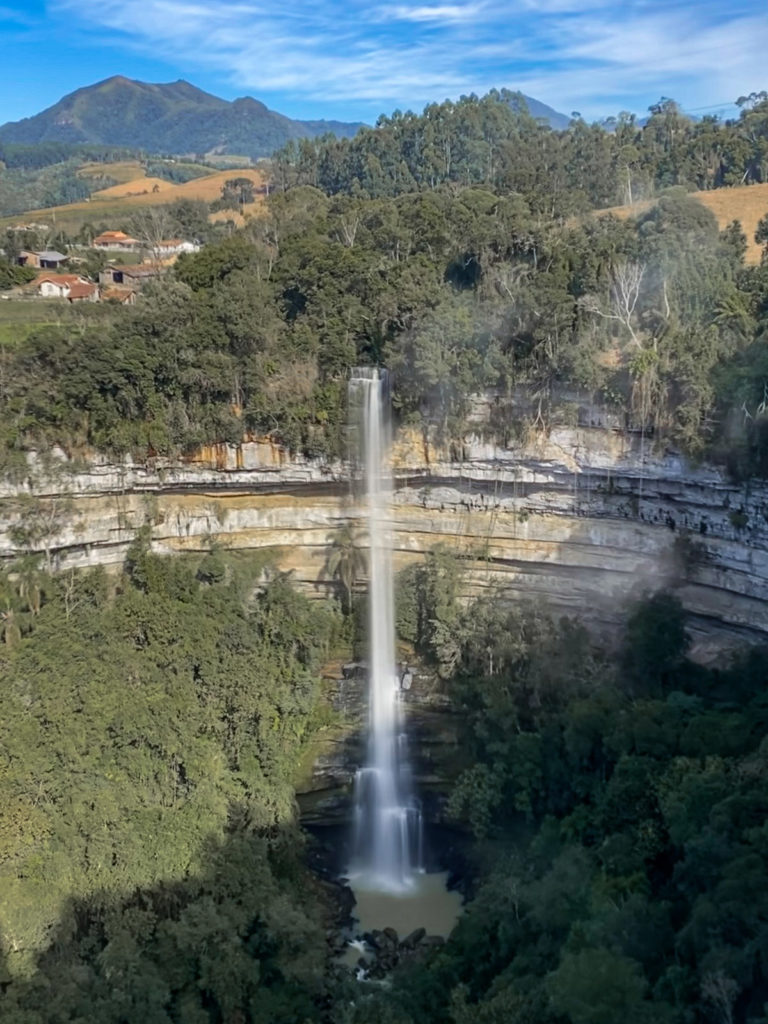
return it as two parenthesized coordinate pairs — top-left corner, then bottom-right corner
(351, 870), (463, 938)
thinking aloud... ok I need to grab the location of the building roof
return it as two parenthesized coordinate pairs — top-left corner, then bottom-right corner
(94, 231), (139, 244)
(67, 282), (98, 299)
(103, 288), (136, 303)
(111, 264), (160, 277)
(36, 250), (68, 261)
(156, 239), (184, 247)
(34, 273), (83, 287)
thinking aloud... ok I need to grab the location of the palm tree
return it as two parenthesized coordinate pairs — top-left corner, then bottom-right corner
(15, 554), (45, 616)
(0, 575), (21, 647)
(324, 524), (366, 613)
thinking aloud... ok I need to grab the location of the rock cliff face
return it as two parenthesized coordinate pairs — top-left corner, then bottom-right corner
(2, 422), (767, 653)
(5, 416), (767, 822)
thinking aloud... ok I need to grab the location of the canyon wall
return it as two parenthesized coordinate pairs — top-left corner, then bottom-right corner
(5, 412), (768, 821)
(2, 420), (767, 658)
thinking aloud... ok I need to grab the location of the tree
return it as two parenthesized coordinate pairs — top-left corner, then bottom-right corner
(581, 261), (646, 348)
(547, 948), (650, 1024)
(622, 591), (689, 696)
(0, 258), (36, 290)
(324, 523), (366, 612)
(756, 212), (768, 260)
(220, 177), (256, 210)
(127, 205), (174, 265)
(14, 554), (45, 615)
(0, 573), (21, 646)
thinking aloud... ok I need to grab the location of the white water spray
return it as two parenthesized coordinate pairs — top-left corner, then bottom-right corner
(349, 368), (423, 893)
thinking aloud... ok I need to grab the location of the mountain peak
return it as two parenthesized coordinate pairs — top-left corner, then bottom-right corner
(0, 77), (364, 158)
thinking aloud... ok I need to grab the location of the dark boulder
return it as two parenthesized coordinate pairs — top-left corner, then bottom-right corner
(400, 927), (426, 950)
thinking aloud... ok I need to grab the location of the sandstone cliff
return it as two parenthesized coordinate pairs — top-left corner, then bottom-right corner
(2, 420), (766, 657)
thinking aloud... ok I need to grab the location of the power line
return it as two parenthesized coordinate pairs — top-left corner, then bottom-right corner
(682, 100), (740, 113)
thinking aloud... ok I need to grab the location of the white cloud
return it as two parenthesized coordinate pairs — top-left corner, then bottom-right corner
(50, 0), (766, 119)
(385, 3), (485, 23)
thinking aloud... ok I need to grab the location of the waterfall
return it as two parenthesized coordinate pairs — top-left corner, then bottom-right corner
(349, 368), (423, 893)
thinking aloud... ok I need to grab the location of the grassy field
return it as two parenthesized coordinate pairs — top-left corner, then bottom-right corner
(0, 297), (117, 346)
(696, 184), (768, 264)
(92, 176), (173, 199)
(599, 183), (768, 265)
(77, 161), (147, 184)
(204, 154), (254, 167)
(0, 166), (265, 233)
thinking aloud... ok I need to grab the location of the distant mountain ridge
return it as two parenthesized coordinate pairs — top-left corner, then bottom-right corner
(0, 77), (572, 161)
(0, 76), (366, 160)
(509, 93), (571, 130)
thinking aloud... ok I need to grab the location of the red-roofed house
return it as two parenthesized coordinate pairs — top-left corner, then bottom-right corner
(33, 273), (89, 298)
(66, 282), (99, 303)
(93, 231), (140, 251)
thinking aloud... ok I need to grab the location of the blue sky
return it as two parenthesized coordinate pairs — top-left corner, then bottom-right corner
(0, 0), (763, 125)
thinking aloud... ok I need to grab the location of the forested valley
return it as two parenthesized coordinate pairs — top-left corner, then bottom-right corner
(3, 546), (768, 1023)
(2, 90), (768, 1023)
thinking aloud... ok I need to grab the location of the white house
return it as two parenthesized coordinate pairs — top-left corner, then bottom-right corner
(150, 239), (201, 257)
(35, 274), (92, 299)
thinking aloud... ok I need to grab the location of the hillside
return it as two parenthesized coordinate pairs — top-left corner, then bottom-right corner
(0, 166), (266, 233)
(695, 183), (768, 263)
(0, 76), (366, 160)
(600, 182), (768, 265)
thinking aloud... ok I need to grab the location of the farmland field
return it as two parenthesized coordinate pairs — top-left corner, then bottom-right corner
(77, 161), (147, 184)
(0, 297), (117, 346)
(600, 182), (768, 265)
(0, 166), (265, 233)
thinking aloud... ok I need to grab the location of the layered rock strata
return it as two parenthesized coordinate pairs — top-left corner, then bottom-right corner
(2, 426), (766, 651)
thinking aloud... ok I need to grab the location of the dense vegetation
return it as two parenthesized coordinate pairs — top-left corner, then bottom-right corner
(0, 258), (36, 290)
(2, 90), (768, 473)
(347, 560), (768, 1024)
(0, 142), (143, 171)
(0, 159), (113, 217)
(274, 91), (768, 208)
(0, 142), (147, 215)
(0, 159), (214, 219)
(0, 544), (341, 1021)
(3, 541), (767, 1024)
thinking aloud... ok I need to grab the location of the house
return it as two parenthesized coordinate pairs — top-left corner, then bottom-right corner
(66, 282), (99, 303)
(102, 287), (137, 305)
(33, 273), (90, 299)
(150, 239), (201, 257)
(18, 250), (68, 270)
(93, 231), (141, 251)
(99, 264), (161, 289)
(18, 250), (45, 269)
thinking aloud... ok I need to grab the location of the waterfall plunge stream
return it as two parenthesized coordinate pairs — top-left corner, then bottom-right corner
(348, 368), (424, 893)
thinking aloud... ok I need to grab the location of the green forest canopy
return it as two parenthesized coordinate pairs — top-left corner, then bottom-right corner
(3, 546), (768, 1023)
(2, 92), (768, 474)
